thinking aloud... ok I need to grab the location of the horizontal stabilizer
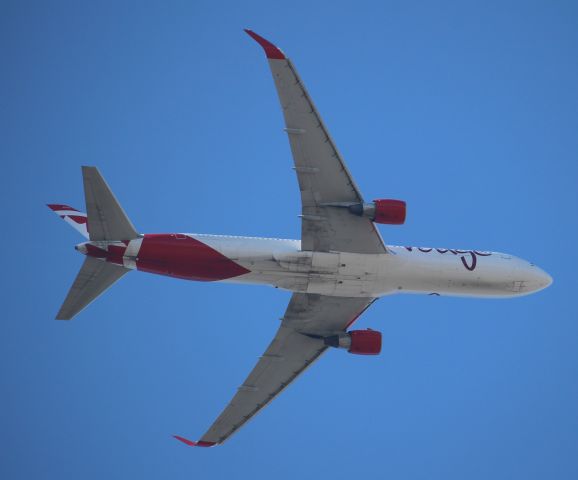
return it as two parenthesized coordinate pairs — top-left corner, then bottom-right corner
(82, 166), (139, 241)
(56, 257), (128, 320)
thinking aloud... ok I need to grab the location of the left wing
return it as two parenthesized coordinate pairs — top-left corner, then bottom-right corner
(175, 294), (376, 447)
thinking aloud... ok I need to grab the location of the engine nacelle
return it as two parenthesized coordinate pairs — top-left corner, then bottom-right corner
(348, 199), (406, 225)
(323, 329), (382, 355)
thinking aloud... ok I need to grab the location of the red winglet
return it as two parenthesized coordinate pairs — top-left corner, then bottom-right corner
(244, 29), (286, 60)
(173, 435), (217, 448)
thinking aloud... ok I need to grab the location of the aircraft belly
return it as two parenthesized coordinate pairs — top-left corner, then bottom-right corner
(230, 250), (381, 297)
(135, 236), (533, 299)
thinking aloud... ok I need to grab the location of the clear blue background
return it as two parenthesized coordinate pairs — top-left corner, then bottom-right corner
(2, 1), (577, 478)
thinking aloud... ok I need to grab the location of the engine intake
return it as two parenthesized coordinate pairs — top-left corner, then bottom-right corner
(324, 329), (382, 355)
(349, 199), (406, 225)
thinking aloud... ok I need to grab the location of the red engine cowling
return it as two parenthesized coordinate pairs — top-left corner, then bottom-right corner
(348, 329), (382, 355)
(372, 199), (406, 225)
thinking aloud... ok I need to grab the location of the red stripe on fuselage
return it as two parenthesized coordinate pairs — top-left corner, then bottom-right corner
(86, 244), (107, 258)
(136, 234), (250, 281)
(85, 243), (126, 266)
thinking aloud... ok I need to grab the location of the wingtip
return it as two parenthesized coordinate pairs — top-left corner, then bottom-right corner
(173, 435), (217, 448)
(244, 29), (285, 60)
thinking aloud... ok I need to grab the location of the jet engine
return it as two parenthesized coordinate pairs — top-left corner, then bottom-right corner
(323, 329), (382, 355)
(349, 199), (406, 225)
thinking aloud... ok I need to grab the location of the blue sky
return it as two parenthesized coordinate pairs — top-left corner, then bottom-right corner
(2, 1), (578, 478)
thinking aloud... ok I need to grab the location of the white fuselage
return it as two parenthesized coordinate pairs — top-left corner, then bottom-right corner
(85, 234), (551, 299)
(198, 235), (551, 298)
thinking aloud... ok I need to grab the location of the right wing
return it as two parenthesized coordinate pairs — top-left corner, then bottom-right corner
(175, 293), (376, 447)
(245, 30), (386, 254)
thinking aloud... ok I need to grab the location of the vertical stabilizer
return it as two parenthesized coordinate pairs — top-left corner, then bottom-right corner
(82, 166), (139, 241)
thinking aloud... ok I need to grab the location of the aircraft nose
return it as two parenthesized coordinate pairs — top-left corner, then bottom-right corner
(525, 265), (553, 293)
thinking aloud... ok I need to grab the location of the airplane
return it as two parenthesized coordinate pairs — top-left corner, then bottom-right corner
(47, 30), (552, 448)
